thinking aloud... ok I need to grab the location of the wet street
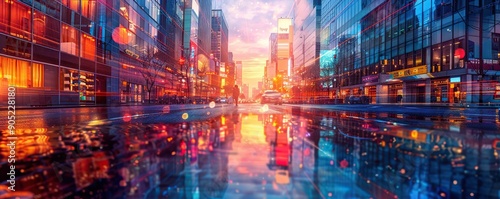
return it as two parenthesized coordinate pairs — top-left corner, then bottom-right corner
(1, 104), (500, 199)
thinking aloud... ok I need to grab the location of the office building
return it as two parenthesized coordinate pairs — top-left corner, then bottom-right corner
(0, 0), (185, 105)
(321, 0), (500, 104)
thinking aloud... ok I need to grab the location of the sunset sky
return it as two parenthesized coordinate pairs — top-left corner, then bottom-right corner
(214, 0), (293, 90)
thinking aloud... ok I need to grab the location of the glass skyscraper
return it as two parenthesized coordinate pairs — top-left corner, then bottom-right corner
(321, 0), (500, 104)
(0, 0), (185, 105)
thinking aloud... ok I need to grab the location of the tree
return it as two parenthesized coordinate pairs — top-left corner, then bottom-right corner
(138, 47), (165, 104)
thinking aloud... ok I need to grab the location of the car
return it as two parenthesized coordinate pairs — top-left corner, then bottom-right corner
(217, 97), (228, 103)
(261, 90), (283, 105)
(345, 95), (370, 104)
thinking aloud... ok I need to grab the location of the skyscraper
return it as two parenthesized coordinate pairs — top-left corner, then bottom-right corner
(182, 0), (212, 97)
(293, 0), (321, 91)
(277, 18), (293, 77)
(212, 9), (229, 96)
(0, 0), (184, 105)
(321, 0), (500, 104)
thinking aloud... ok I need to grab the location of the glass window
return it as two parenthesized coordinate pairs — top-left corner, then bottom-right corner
(432, 44), (442, 72)
(442, 26), (452, 41)
(61, 6), (80, 27)
(0, 35), (32, 59)
(61, 24), (80, 56)
(61, 0), (79, 12)
(33, 0), (60, 19)
(81, 0), (96, 20)
(442, 42), (452, 71)
(453, 22), (465, 38)
(432, 30), (441, 44)
(0, 56), (44, 88)
(3, 1), (32, 41)
(0, 1), (8, 33)
(33, 44), (59, 65)
(33, 11), (60, 49)
(415, 49), (423, 66)
(79, 71), (95, 101)
(81, 33), (96, 60)
(43, 63), (58, 90)
(31, 62), (44, 87)
(60, 68), (79, 92)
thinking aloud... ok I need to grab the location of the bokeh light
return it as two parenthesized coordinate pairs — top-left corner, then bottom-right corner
(182, 113), (189, 120)
(209, 101), (216, 108)
(112, 26), (131, 44)
(123, 113), (132, 122)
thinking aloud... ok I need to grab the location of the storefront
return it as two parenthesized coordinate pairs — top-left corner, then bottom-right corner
(431, 77), (465, 104)
(61, 69), (95, 103)
(388, 83), (403, 103)
(362, 75), (379, 103)
(120, 81), (143, 103)
(405, 80), (426, 103)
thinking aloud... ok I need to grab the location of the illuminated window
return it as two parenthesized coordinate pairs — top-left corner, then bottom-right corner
(1, 1), (32, 40)
(61, 24), (79, 56)
(33, 11), (60, 49)
(81, 33), (96, 60)
(0, 0), (9, 34)
(81, 0), (96, 20)
(0, 56), (44, 88)
(32, 63), (44, 87)
(61, 0), (80, 12)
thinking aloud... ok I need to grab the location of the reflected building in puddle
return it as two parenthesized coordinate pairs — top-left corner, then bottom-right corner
(295, 109), (500, 199)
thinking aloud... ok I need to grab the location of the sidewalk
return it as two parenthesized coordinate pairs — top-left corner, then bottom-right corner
(375, 102), (500, 109)
(299, 102), (500, 109)
(1, 102), (226, 110)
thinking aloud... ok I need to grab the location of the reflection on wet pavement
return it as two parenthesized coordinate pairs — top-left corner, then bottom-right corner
(1, 106), (500, 198)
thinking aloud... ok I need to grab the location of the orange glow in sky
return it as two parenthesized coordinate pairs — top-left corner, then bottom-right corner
(215, 0), (293, 89)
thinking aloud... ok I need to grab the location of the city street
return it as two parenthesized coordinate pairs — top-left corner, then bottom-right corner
(1, 103), (499, 198)
(3, 0), (500, 198)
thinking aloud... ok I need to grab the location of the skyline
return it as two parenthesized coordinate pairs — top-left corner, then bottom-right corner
(215, 0), (293, 89)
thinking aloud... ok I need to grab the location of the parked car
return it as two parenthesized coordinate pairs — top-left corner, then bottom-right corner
(261, 90), (283, 105)
(345, 95), (370, 104)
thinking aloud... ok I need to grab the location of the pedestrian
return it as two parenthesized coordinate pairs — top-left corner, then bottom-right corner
(233, 85), (240, 106)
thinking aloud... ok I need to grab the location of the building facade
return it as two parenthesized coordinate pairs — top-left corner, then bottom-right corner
(321, 0), (500, 104)
(265, 33), (278, 90)
(293, 0), (322, 95)
(211, 9), (228, 96)
(0, 0), (186, 106)
(277, 18), (293, 76)
(182, 0), (213, 98)
(196, 0), (213, 99)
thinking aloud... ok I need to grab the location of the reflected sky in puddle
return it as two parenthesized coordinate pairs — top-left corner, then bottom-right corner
(1, 107), (500, 199)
